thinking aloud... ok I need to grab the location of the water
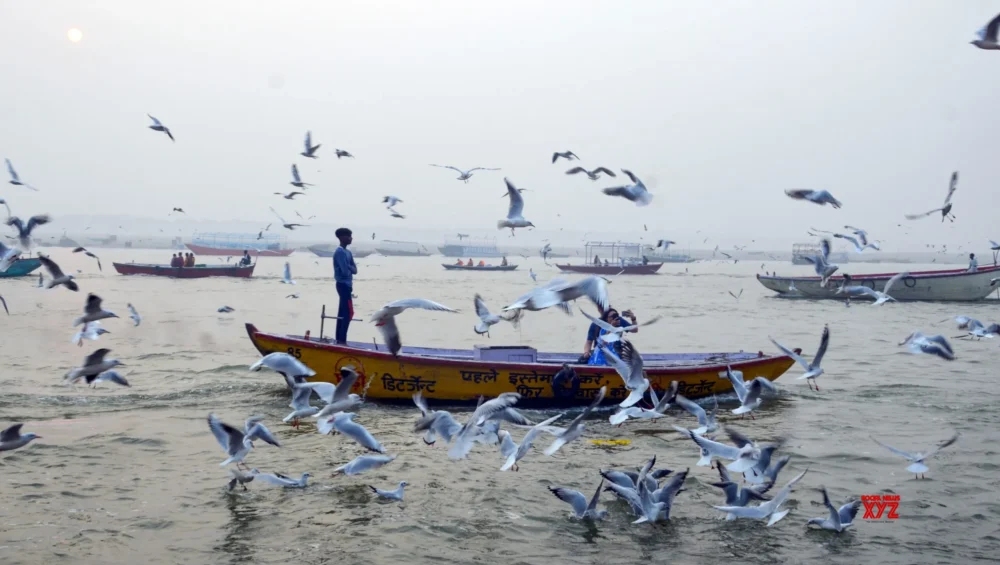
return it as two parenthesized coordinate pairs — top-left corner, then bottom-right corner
(1, 249), (997, 564)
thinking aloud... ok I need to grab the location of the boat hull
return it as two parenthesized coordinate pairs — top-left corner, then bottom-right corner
(113, 262), (255, 278)
(0, 257), (42, 278)
(308, 245), (373, 258)
(245, 323), (796, 406)
(556, 263), (663, 275)
(442, 264), (518, 271)
(375, 249), (431, 257)
(756, 264), (1000, 301)
(439, 244), (505, 258)
(186, 243), (293, 257)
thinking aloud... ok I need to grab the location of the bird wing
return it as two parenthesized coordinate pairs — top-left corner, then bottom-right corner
(923, 432), (960, 459)
(870, 436), (917, 460)
(25, 215), (50, 232)
(83, 348), (111, 367)
(383, 298), (457, 315)
(579, 307), (616, 332)
(289, 384), (314, 410)
(565, 167), (586, 175)
(246, 422), (281, 447)
(675, 394), (707, 425)
(127, 303), (139, 321)
(303, 131), (312, 150)
(334, 416), (384, 452)
(0, 423), (24, 442)
(5, 158), (17, 181)
(549, 486), (588, 516)
(208, 414), (244, 454)
(819, 487), (842, 530)
(768, 337), (811, 371)
(905, 209), (942, 220)
(84, 293), (103, 314)
(468, 167), (498, 173)
(299, 382), (337, 404)
(883, 271), (909, 296)
(412, 390), (431, 416)
(689, 431), (743, 460)
(570, 276), (609, 312)
(38, 255), (65, 279)
(725, 428), (756, 449)
(467, 392), (522, 427)
(474, 294), (491, 320)
(812, 325), (830, 367)
(333, 366), (360, 402)
(833, 233), (860, 251)
(0, 295), (7, 315)
(820, 239), (832, 261)
(504, 178), (525, 218)
(291, 164), (301, 183)
(602, 185), (631, 198)
(269, 206), (287, 224)
(742, 379), (765, 407)
(593, 167), (615, 176)
(943, 171), (958, 205)
(722, 365), (748, 402)
(147, 114), (163, 127)
(620, 169), (641, 185)
(587, 479), (604, 513)
(252, 473), (294, 486)
(924, 335), (954, 356)
(98, 370), (130, 387)
(430, 164), (462, 173)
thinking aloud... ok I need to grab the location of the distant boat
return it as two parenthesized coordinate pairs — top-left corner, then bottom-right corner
(439, 237), (505, 258)
(375, 240), (431, 257)
(557, 241), (663, 275)
(757, 265), (1000, 301)
(0, 257), (42, 278)
(791, 242), (848, 265)
(643, 249), (696, 263)
(442, 263), (518, 271)
(187, 232), (293, 257)
(113, 262), (255, 278)
(557, 263), (662, 275)
(308, 244), (373, 258)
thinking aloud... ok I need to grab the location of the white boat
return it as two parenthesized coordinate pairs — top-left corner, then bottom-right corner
(757, 265), (1000, 301)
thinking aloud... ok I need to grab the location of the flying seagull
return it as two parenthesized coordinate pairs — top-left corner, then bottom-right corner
(73, 293), (118, 326)
(290, 164), (312, 188)
(905, 171), (958, 222)
(274, 191), (305, 200)
(602, 169), (653, 206)
(600, 340), (650, 408)
(333, 454), (396, 476)
(473, 294), (519, 337)
(802, 238), (839, 286)
(382, 196), (403, 208)
(565, 166), (614, 180)
(7, 214), (51, 249)
(899, 331), (955, 360)
(64, 348), (124, 384)
(497, 178), (534, 235)
(172, 207), (185, 214)
(769, 325), (829, 390)
(5, 158), (39, 191)
(971, 13), (1000, 49)
(38, 254), (78, 291)
(335, 149), (354, 159)
(785, 189), (842, 208)
(269, 207), (307, 230)
(127, 303), (141, 326)
(549, 480), (608, 520)
(72, 247), (102, 271)
(721, 366), (778, 418)
(712, 469), (809, 526)
(870, 432), (959, 479)
(552, 151), (579, 163)
(429, 164), (500, 183)
(0, 424), (41, 453)
(840, 271), (909, 305)
(806, 487), (861, 532)
(371, 298), (459, 355)
(301, 131), (320, 158)
(208, 414), (281, 469)
(147, 114), (174, 141)
(834, 232), (880, 253)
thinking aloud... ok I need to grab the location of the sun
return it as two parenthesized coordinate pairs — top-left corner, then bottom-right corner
(67, 28), (83, 43)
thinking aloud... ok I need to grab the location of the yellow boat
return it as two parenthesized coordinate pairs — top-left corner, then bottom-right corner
(245, 323), (797, 406)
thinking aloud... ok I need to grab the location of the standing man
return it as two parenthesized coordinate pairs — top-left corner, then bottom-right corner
(333, 227), (357, 344)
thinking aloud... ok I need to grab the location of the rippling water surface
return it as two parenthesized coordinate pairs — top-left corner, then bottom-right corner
(1, 249), (998, 564)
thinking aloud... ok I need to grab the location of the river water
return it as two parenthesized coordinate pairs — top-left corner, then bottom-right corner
(0, 249), (996, 564)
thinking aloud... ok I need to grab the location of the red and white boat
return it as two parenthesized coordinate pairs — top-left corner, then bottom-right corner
(113, 262), (254, 278)
(556, 241), (663, 275)
(186, 232), (293, 257)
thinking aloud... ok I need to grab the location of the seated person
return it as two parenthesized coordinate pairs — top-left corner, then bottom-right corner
(501, 256), (508, 266)
(186, 253), (196, 267)
(478, 260), (485, 267)
(456, 259), (464, 266)
(593, 254), (601, 266)
(581, 307), (639, 364)
(239, 251), (252, 266)
(170, 253), (180, 267)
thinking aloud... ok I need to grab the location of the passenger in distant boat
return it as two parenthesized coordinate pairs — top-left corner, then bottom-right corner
(170, 253), (181, 267)
(239, 250), (252, 267)
(468, 258), (473, 266)
(501, 256), (508, 267)
(642, 255), (649, 265)
(185, 253), (196, 267)
(456, 259), (464, 266)
(333, 227), (357, 345)
(582, 307), (638, 364)
(968, 253), (978, 273)
(593, 254), (601, 266)
(478, 260), (485, 267)
(603, 259), (609, 267)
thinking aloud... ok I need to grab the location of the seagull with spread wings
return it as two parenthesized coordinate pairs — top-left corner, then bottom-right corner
(371, 298), (459, 355)
(301, 131), (320, 158)
(5, 158), (39, 191)
(269, 207), (307, 230)
(497, 178), (534, 235)
(770, 325), (829, 390)
(566, 166), (615, 181)
(429, 164), (499, 183)
(870, 432), (959, 479)
(906, 171), (958, 222)
(602, 169), (653, 206)
(147, 114), (174, 142)
(290, 164), (312, 188)
(971, 12), (1000, 49)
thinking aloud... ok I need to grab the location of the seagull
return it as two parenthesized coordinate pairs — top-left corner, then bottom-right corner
(602, 169), (653, 206)
(543, 386), (606, 456)
(802, 239), (839, 286)
(497, 178), (534, 235)
(713, 468), (808, 526)
(528, 268), (537, 282)
(806, 487), (861, 532)
(412, 393), (462, 446)
(0, 197), (9, 217)
(251, 470), (311, 488)
(335, 149), (354, 159)
(71, 322), (110, 347)
(600, 456), (677, 524)
(769, 325), (829, 390)
(905, 171), (958, 222)
(281, 262), (295, 284)
(217, 306), (235, 313)
(971, 13), (1000, 49)
(674, 394), (718, 435)
(500, 414), (564, 471)
(721, 365), (777, 418)
(333, 454), (396, 476)
(654, 239), (676, 250)
(449, 392), (526, 460)
(429, 164), (499, 183)
(870, 432), (959, 479)
(503, 276), (609, 314)
(0, 240), (20, 272)
(389, 209), (405, 219)
(207, 414), (281, 469)
(728, 289), (743, 301)
(834, 232), (880, 253)
(5, 159), (38, 190)
(7, 215), (51, 249)
(0, 424), (41, 453)
(172, 207), (185, 214)
(608, 381), (677, 426)
(72, 294), (118, 326)
(473, 294), (519, 336)
(249, 352), (316, 378)
(147, 114), (175, 141)
(552, 151), (579, 163)
(382, 196), (403, 208)
(579, 307), (662, 344)
(371, 298), (458, 355)
(842, 272), (909, 305)
(64, 348), (124, 384)
(674, 425), (747, 469)
(330, 412), (385, 453)
(600, 340), (650, 408)
(313, 367), (363, 422)
(286, 293), (300, 299)
(269, 207), (307, 230)
(274, 191), (305, 200)
(709, 464), (774, 520)
(83, 369), (131, 388)
(72, 247), (102, 271)
(549, 481), (608, 520)
(226, 469), (255, 491)
(290, 164), (312, 189)
(784, 189), (842, 208)
(565, 166), (615, 181)
(301, 131), (320, 158)
(282, 384), (321, 428)
(370, 481), (408, 501)
(899, 331), (955, 361)
(126, 303), (141, 326)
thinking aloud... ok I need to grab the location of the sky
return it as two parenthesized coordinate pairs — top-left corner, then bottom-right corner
(3, 1), (1000, 252)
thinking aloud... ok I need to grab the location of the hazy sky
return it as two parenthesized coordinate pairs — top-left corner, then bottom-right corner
(3, 1), (1000, 251)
